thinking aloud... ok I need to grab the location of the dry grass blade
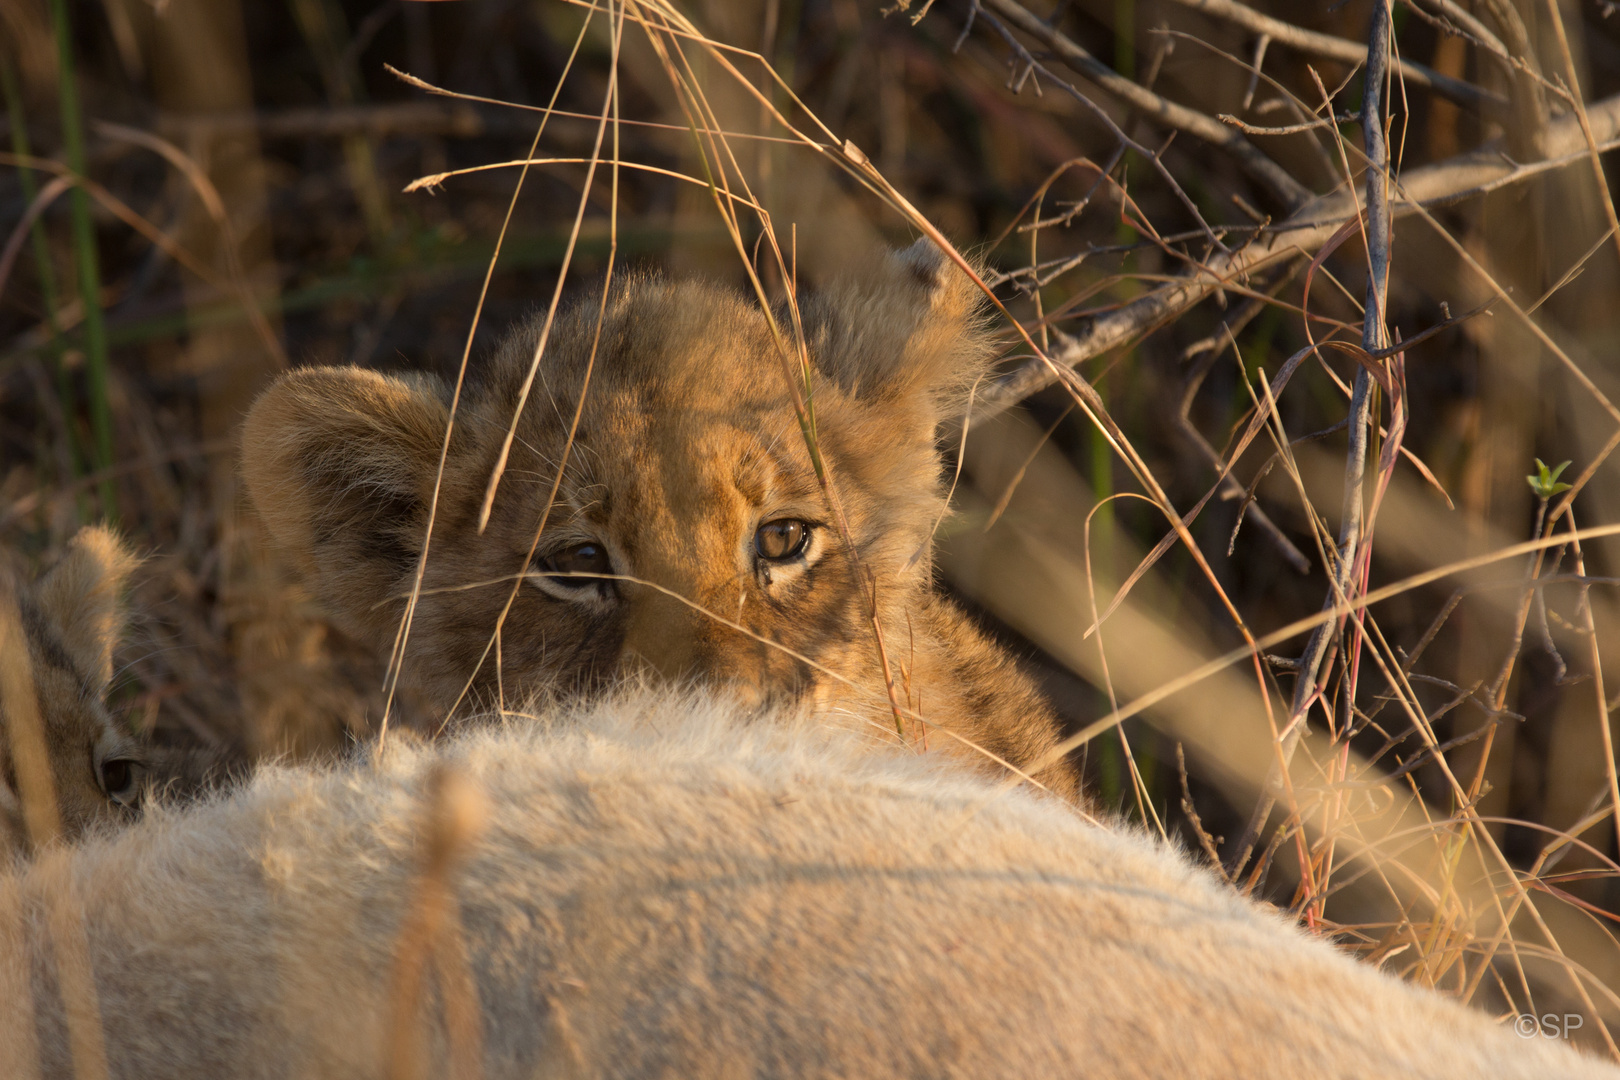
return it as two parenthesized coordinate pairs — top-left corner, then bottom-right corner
(0, 583), (61, 849)
(0, 175), (74, 305)
(88, 121), (288, 370)
(380, 4), (607, 738)
(384, 761), (489, 1080)
(0, 587), (109, 1080)
(1042, 523), (1620, 772)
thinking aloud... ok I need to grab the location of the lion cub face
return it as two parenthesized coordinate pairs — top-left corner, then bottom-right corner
(1, 527), (146, 855)
(243, 242), (993, 722)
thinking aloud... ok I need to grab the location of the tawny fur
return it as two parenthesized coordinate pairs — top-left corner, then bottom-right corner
(1, 692), (1613, 1079)
(0, 528), (145, 857)
(241, 241), (1076, 798)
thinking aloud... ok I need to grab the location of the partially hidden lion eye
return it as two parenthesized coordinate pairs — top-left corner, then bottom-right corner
(536, 542), (614, 586)
(755, 519), (810, 561)
(98, 757), (142, 806)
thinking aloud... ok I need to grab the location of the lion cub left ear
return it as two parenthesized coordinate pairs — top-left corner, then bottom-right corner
(804, 238), (997, 418)
(33, 527), (141, 695)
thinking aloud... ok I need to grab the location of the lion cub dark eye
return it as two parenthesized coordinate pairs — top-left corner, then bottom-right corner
(536, 542), (613, 585)
(755, 519), (810, 561)
(98, 757), (142, 806)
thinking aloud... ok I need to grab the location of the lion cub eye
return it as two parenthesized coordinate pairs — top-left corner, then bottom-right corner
(536, 542), (614, 585)
(755, 519), (810, 561)
(98, 757), (143, 807)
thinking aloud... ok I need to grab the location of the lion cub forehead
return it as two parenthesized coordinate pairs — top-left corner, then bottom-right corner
(550, 409), (820, 518)
(493, 275), (778, 390)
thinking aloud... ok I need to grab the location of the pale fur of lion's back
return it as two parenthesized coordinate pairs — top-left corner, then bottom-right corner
(3, 691), (1614, 1079)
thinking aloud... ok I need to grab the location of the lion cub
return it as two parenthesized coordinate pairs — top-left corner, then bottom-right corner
(242, 242), (1078, 799)
(1, 527), (146, 856)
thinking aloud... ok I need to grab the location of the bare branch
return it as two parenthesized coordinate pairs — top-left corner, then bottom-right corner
(1166, 0), (1507, 114)
(966, 10), (1228, 248)
(974, 0), (1314, 210)
(1401, 0), (1508, 63)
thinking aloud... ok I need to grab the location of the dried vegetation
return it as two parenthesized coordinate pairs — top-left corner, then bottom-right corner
(5, 0), (1620, 1059)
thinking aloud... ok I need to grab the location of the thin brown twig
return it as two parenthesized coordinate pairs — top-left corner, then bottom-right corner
(0, 151), (278, 349)
(974, 0), (1312, 209)
(963, 5), (1243, 246)
(0, 438), (233, 530)
(0, 174), (72, 303)
(89, 120), (289, 369)
(1165, 0), (1506, 113)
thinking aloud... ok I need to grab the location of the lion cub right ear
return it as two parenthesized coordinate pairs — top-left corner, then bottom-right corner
(241, 367), (451, 649)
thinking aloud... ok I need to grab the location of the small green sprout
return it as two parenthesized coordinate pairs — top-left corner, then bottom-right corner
(1527, 459), (1573, 500)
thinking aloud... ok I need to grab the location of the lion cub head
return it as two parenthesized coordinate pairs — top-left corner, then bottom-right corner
(243, 242), (999, 729)
(1, 528), (147, 855)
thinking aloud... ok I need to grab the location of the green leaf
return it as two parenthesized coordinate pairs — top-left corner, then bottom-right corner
(1526, 458), (1573, 499)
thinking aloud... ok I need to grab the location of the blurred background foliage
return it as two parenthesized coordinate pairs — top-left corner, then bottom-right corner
(6, 0), (1620, 1052)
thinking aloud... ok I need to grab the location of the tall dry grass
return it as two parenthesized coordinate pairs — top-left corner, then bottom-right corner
(4, 0), (1620, 1060)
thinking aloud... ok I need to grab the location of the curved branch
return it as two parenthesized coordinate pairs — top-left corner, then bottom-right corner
(976, 0), (1313, 210)
(1166, 0), (1508, 113)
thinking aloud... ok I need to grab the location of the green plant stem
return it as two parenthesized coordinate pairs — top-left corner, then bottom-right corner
(1, 56), (85, 518)
(50, 0), (116, 520)
(1114, 0), (1135, 80)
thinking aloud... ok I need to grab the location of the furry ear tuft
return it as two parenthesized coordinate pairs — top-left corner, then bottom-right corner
(34, 526), (141, 694)
(803, 238), (996, 414)
(240, 367), (451, 650)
